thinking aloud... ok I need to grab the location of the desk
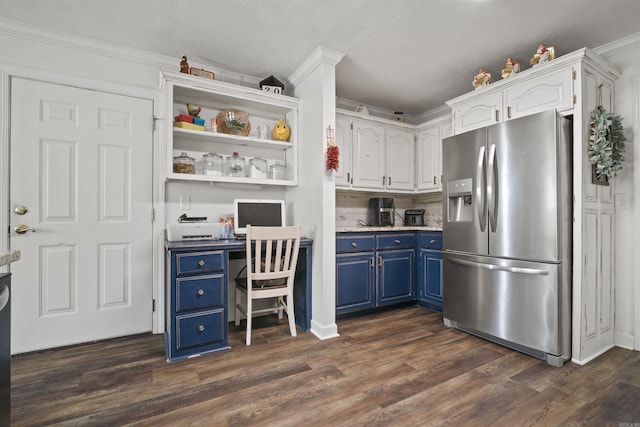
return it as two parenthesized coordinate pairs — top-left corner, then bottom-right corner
(164, 238), (313, 361)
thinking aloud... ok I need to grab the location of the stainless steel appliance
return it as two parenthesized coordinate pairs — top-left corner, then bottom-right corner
(368, 198), (395, 226)
(442, 110), (572, 367)
(404, 209), (425, 226)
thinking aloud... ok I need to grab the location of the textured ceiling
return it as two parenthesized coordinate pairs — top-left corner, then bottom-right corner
(1, 0), (639, 116)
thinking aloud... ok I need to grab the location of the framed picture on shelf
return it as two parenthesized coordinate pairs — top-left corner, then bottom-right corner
(189, 67), (215, 80)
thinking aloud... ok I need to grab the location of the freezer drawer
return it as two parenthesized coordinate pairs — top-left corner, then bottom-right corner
(443, 252), (567, 357)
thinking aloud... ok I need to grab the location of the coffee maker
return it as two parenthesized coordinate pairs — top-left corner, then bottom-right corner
(368, 197), (395, 226)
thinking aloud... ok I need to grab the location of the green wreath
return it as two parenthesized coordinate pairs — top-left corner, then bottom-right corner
(587, 107), (626, 180)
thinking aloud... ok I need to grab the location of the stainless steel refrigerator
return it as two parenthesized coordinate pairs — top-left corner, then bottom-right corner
(442, 109), (572, 367)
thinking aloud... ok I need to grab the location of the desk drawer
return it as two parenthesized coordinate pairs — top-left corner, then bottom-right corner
(176, 274), (224, 312)
(176, 251), (224, 275)
(176, 309), (225, 350)
(377, 233), (415, 250)
(336, 235), (375, 253)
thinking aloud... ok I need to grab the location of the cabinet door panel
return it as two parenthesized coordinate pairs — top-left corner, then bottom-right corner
(454, 91), (502, 134)
(378, 249), (414, 306)
(335, 116), (352, 188)
(504, 68), (573, 120)
(352, 121), (385, 189)
(417, 126), (440, 190)
(336, 253), (375, 314)
(386, 127), (415, 190)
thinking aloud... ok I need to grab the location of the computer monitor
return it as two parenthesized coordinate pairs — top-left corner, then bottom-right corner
(233, 199), (286, 235)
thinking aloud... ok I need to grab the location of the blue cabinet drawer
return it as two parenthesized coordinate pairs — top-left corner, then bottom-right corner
(376, 233), (416, 250)
(417, 232), (442, 250)
(176, 274), (224, 312)
(176, 309), (226, 350)
(336, 235), (375, 253)
(176, 251), (224, 275)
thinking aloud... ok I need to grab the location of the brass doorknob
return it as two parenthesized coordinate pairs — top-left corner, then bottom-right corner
(14, 205), (28, 215)
(14, 224), (35, 234)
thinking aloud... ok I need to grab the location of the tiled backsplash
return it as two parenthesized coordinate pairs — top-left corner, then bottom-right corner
(336, 190), (443, 228)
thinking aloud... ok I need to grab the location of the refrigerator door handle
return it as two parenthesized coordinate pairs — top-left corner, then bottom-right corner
(475, 145), (487, 231)
(487, 143), (498, 232)
(448, 256), (550, 276)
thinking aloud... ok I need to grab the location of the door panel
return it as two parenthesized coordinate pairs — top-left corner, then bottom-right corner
(10, 78), (153, 354)
(442, 127), (488, 255)
(488, 110), (568, 262)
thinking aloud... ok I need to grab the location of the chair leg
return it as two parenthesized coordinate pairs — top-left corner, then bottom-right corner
(235, 286), (241, 326)
(286, 292), (297, 337)
(245, 295), (252, 345)
(277, 297), (284, 319)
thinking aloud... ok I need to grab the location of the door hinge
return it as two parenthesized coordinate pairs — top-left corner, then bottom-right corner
(572, 69), (577, 80)
(573, 94), (577, 104)
(151, 208), (156, 222)
(152, 299), (156, 312)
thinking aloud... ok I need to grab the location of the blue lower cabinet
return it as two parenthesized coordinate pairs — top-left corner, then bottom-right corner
(336, 253), (375, 314)
(378, 249), (415, 306)
(336, 232), (416, 315)
(417, 231), (443, 312)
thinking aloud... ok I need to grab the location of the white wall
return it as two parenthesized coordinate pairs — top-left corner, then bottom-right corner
(596, 33), (640, 350)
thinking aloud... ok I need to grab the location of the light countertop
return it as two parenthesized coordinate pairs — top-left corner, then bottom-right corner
(0, 250), (21, 267)
(337, 226), (442, 233)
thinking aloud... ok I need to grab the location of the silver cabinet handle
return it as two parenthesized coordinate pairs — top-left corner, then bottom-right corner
(430, 240), (436, 244)
(394, 239), (401, 244)
(388, 176), (391, 186)
(351, 242), (357, 248)
(507, 106), (512, 119)
(382, 176), (385, 185)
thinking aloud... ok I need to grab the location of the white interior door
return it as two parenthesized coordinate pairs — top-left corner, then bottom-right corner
(9, 78), (154, 354)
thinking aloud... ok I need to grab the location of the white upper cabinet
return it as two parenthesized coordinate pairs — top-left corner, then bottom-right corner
(448, 57), (576, 135)
(386, 126), (415, 191)
(336, 111), (417, 193)
(334, 116), (352, 188)
(416, 116), (451, 192)
(352, 119), (386, 189)
(163, 70), (299, 186)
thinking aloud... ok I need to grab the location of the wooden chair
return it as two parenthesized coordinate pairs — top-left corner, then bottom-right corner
(235, 225), (301, 345)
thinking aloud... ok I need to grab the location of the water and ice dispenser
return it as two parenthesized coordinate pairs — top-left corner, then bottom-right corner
(447, 178), (473, 222)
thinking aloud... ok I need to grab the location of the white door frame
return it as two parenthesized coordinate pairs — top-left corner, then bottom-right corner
(634, 75), (640, 351)
(0, 62), (166, 335)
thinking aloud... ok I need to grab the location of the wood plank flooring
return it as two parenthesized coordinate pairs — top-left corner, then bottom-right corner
(10, 305), (640, 426)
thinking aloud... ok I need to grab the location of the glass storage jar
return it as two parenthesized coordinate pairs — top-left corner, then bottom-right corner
(203, 152), (224, 176)
(227, 152), (246, 177)
(173, 152), (195, 174)
(248, 156), (268, 179)
(268, 161), (287, 180)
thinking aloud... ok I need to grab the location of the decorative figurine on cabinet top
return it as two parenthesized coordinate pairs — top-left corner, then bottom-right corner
(272, 118), (291, 142)
(501, 57), (521, 79)
(180, 55), (189, 73)
(472, 68), (492, 89)
(530, 44), (555, 67)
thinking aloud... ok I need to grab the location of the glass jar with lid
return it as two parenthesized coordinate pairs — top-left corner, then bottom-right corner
(268, 161), (287, 180)
(173, 152), (195, 174)
(203, 152), (224, 176)
(248, 156), (268, 179)
(227, 152), (246, 177)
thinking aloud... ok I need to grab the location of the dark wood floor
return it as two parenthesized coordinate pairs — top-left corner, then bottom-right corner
(10, 305), (640, 426)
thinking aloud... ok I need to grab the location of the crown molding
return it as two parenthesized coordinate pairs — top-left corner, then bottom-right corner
(0, 17), (262, 88)
(594, 31), (640, 58)
(287, 46), (345, 89)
